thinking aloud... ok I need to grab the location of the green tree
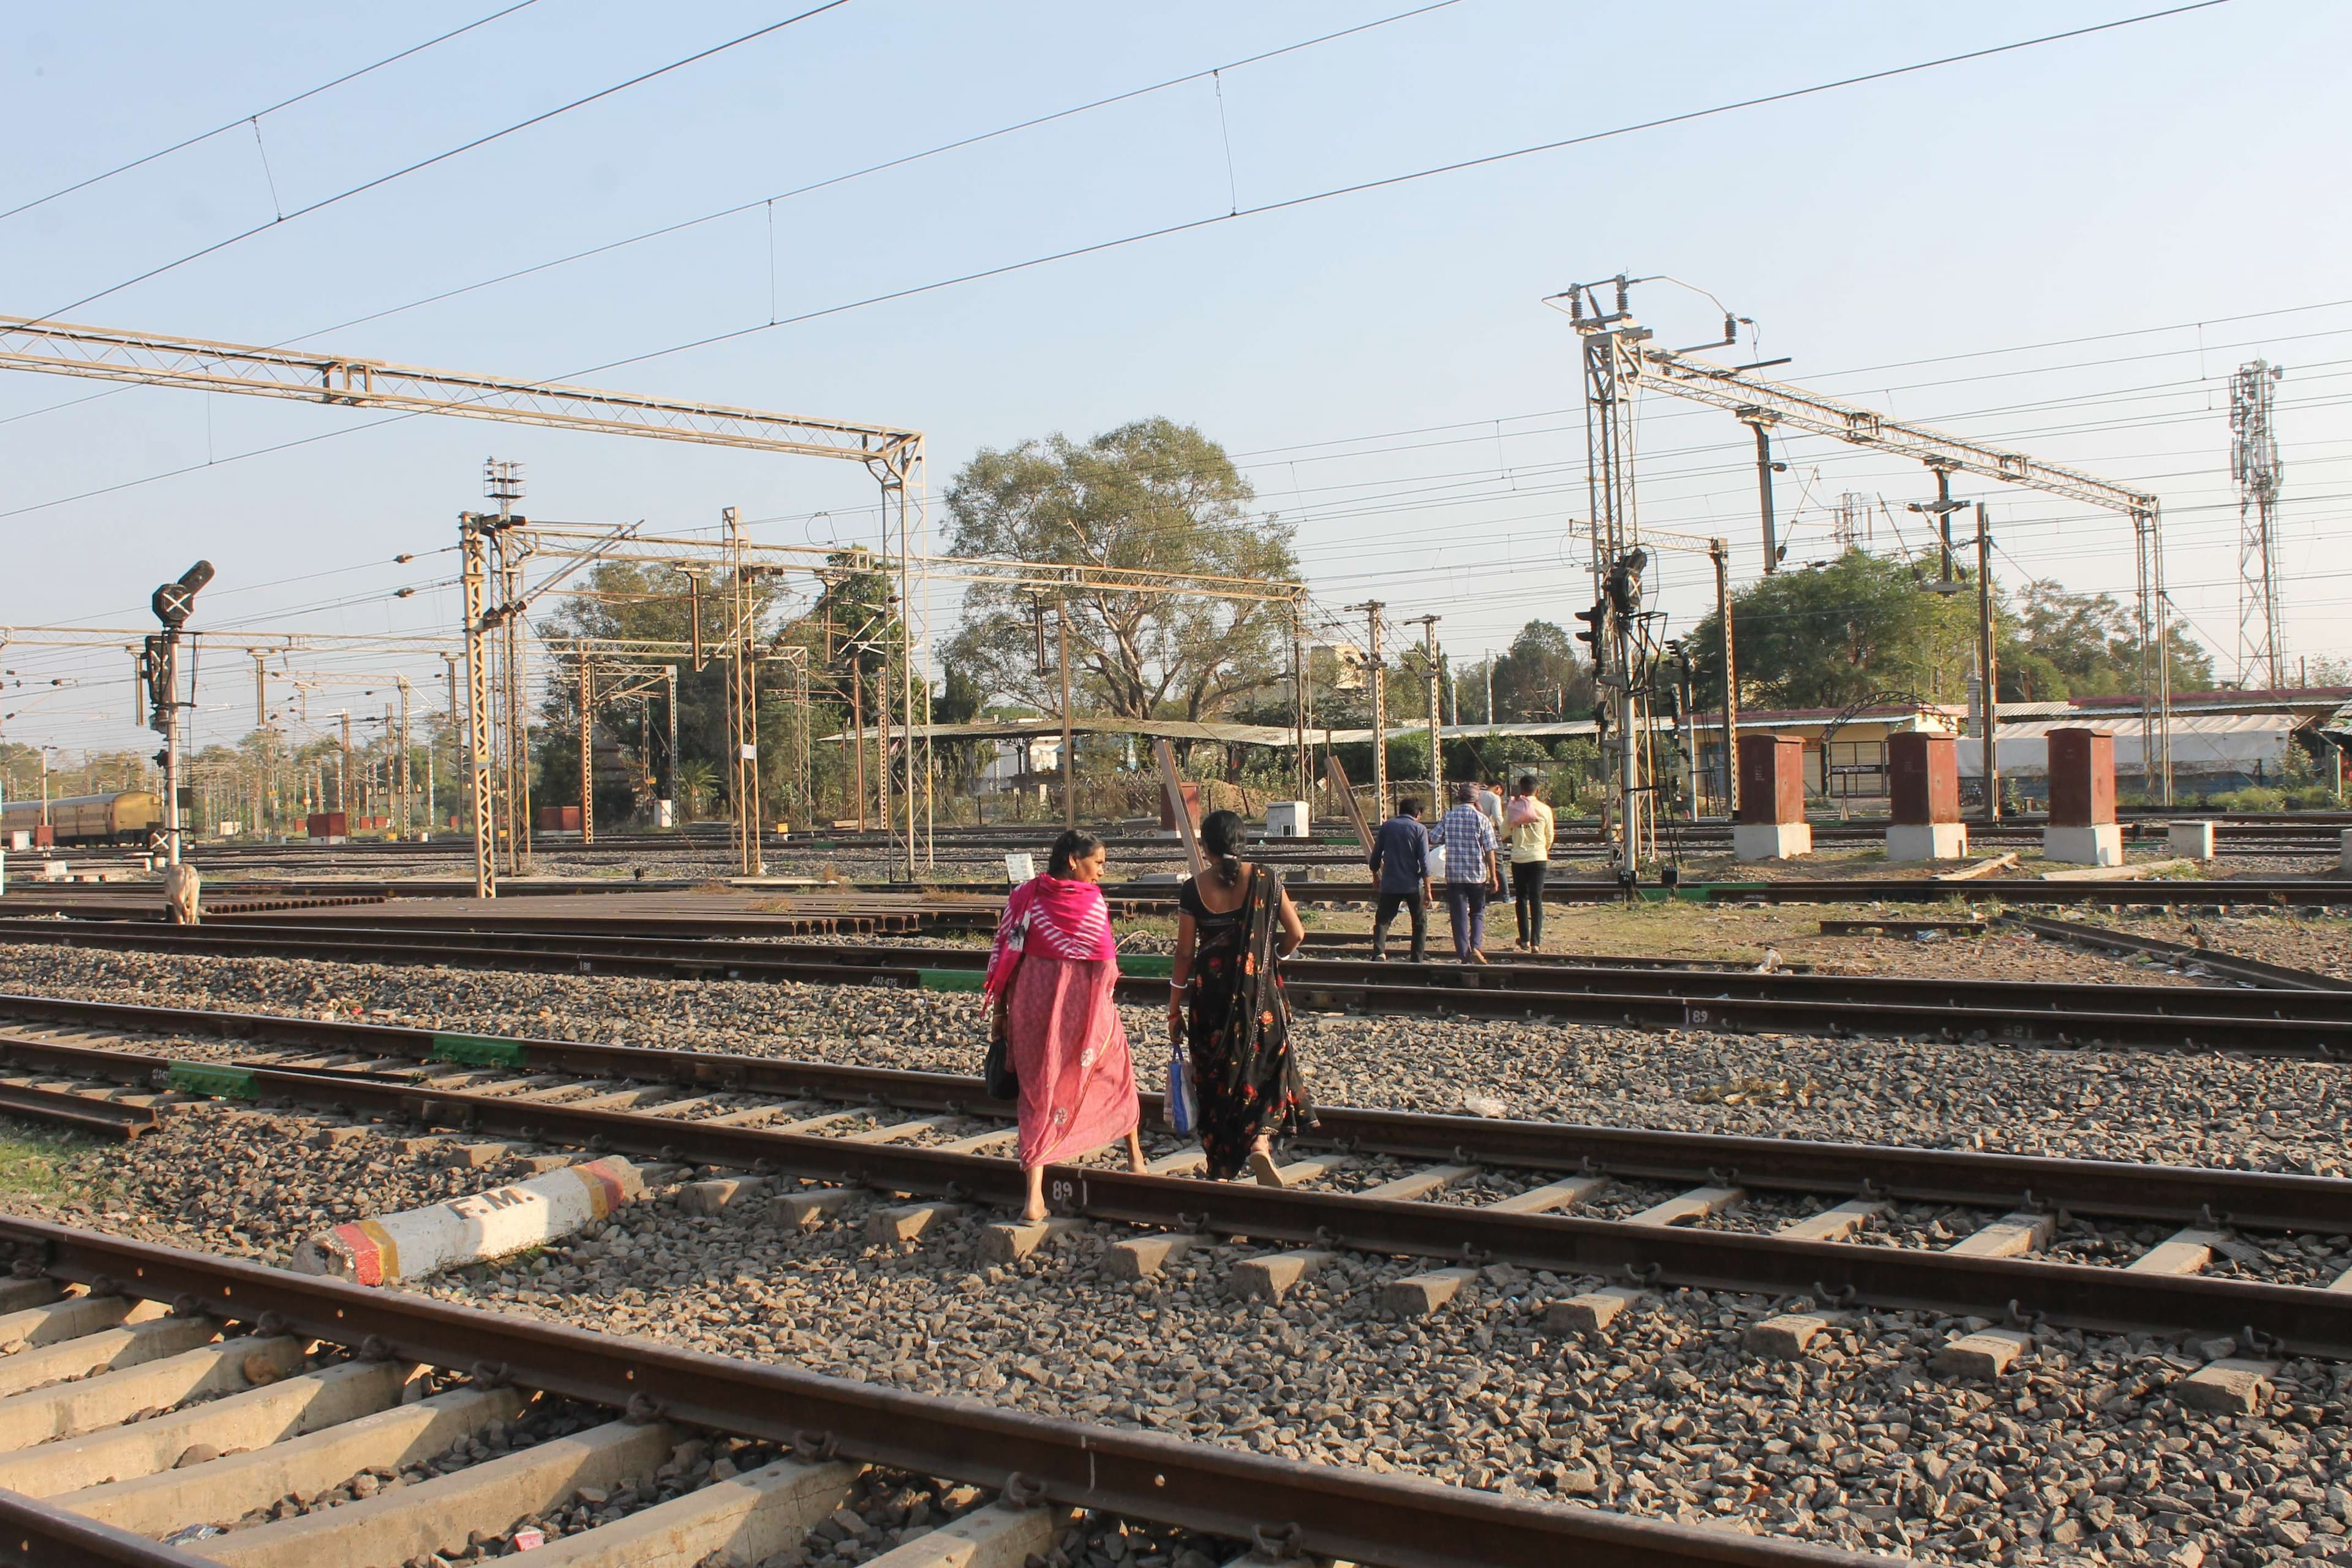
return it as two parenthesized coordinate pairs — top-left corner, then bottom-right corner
(2007, 580), (2215, 699)
(940, 418), (1302, 723)
(1686, 549), (1977, 710)
(1488, 620), (1596, 722)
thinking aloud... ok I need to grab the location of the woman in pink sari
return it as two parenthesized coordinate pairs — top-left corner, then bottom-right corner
(984, 829), (1145, 1221)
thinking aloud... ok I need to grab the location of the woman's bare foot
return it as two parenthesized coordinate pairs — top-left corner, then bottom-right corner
(1022, 1167), (1048, 1223)
(1248, 1145), (1284, 1187)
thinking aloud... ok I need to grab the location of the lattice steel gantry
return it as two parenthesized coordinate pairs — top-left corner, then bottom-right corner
(0, 314), (928, 896)
(2231, 360), (2285, 691)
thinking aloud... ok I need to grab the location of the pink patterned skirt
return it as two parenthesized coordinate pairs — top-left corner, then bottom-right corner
(1006, 953), (1138, 1170)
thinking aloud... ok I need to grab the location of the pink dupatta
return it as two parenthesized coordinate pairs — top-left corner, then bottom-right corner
(983, 873), (1117, 1000)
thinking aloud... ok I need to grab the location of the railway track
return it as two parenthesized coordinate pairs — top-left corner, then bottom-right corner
(2013, 911), (2352, 992)
(0, 1220), (1849, 1568)
(7, 914), (2351, 1055)
(6, 993), (2352, 1360)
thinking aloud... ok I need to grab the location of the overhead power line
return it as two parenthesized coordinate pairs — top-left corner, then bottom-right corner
(23, 1), (854, 328)
(0, 0), (2244, 527)
(0, 0), (1464, 437)
(0, 1), (543, 225)
(577, 0), (2238, 377)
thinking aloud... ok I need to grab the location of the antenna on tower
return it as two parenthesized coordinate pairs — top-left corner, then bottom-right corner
(2230, 361), (2285, 691)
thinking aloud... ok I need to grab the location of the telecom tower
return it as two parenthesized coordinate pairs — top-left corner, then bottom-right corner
(2230, 360), (2285, 690)
(1832, 492), (1872, 551)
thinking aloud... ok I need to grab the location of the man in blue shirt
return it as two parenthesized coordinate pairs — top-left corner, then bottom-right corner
(1433, 781), (1501, 963)
(1366, 797), (1432, 962)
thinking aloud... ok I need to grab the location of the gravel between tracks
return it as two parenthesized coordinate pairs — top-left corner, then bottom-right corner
(3, 940), (2345, 1178)
(10, 1105), (2352, 1567)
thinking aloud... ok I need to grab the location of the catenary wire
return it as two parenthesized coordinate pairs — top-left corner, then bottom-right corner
(20, 1), (856, 329)
(0, 1), (543, 225)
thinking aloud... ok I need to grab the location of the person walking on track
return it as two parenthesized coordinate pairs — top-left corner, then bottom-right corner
(1503, 773), (1555, 952)
(1167, 810), (1316, 1184)
(1433, 781), (1501, 964)
(1367, 797), (1433, 962)
(984, 828), (1146, 1222)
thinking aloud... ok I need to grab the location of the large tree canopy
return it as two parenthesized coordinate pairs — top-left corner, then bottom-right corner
(1487, 619), (1597, 722)
(1683, 549), (1979, 710)
(940, 418), (1302, 723)
(1678, 549), (2218, 710)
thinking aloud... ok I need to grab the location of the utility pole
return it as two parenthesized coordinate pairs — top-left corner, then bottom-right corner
(664, 663), (679, 828)
(722, 506), (761, 876)
(395, 680), (412, 840)
(1057, 596), (1075, 831)
(252, 652), (270, 840)
(849, 662), (866, 832)
(1291, 624), (1309, 801)
(1736, 409), (1784, 573)
(483, 458), (531, 871)
(1406, 615), (1441, 812)
(1346, 602), (1387, 819)
(1711, 538), (1738, 818)
(337, 711), (352, 817)
(1910, 461), (1964, 590)
(1975, 503), (2000, 824)
(577, 651), (595, 846)
(441, 652), (462, 839)
(2231, 360), (2286, 690)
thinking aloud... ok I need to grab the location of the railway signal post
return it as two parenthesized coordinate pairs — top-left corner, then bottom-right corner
(143, 560), (213, 870)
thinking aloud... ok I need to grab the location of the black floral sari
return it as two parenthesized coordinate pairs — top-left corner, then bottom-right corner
(1181, 863), (1316, 1179)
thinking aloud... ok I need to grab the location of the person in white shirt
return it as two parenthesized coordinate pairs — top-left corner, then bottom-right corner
(1502, 774), (1556, 951)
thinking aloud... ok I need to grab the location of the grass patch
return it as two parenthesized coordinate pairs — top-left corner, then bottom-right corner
(0, 1120), (110, 1203)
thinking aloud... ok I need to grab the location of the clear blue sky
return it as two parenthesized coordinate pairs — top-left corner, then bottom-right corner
(4, 0), (2345, 756)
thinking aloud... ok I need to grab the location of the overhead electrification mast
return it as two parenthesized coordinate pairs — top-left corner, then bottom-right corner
(1558, 274), (1655, 884)
(1635, 322), (2177, 803)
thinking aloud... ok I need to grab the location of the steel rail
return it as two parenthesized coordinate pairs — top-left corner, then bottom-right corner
(6, 918), (2349, 1055)
(2011, 913), (2352, 993)
(0, 1219), (1857, 1568)
(8, 1019), (2352, 1352)
(0, 1082), (153, 1140)
(20, 872), (2344, 908)
(1694, 880), (2352, 910)
(0, 1484), (197, 1568)
(138, 1067), (2352, 1355)
(4, 991), (2351, 1233)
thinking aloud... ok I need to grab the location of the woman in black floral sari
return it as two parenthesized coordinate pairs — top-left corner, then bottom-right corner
(1166, 811), (1316, 1182)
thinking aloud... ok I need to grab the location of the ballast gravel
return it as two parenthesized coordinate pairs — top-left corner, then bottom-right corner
(10, 1107), (2352, 1567)
(4, 940), (2348, 1178)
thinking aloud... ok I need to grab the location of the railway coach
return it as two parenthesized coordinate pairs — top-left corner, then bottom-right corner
(0, 790), (161, 846)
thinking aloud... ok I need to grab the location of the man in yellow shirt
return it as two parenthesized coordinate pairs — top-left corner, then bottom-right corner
(1502, 774), (1555, 952)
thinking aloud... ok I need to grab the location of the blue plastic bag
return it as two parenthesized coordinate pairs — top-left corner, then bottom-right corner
(1167, 1040), (1199, 1136)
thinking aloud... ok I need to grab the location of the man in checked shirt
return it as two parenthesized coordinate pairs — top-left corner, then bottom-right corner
(1432, 781), (1502, 963)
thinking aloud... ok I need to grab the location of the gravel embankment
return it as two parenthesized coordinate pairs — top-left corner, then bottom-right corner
(12, 1106), (2352, 1567)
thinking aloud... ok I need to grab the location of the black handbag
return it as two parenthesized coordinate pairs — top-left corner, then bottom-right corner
(984, 1027), (1019, 1101)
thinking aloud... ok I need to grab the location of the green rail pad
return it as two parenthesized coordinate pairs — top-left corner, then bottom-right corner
(429, 1033), (529, 1069)
(1117, 954), (1175, 978)
(168, 1063), (258, 1101)
(917, 968), (988, 993)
